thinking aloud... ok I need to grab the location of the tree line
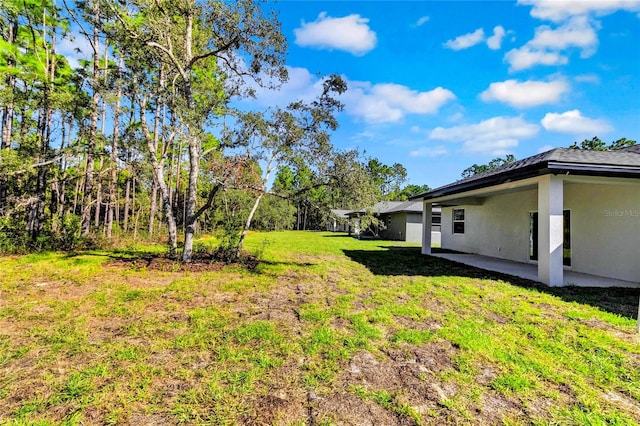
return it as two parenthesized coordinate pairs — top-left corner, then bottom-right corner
(0, 0), (427, 261)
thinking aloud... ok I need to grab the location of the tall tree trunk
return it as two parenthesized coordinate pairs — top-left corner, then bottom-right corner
(153, 164), (177, 257)
(123, 171), (130, 231)
(73, 178), (81, 215)
(94, 156), (103, 227)
(131, 176), (136, 228)
(168, 141), (175, 207)
(27, 106), (48, 238)
(149, 179), (158, 236)
(95, 42), (109, 230)
(182, 134), (200, 262)
(1, 16), (17, 150)
(106, 56), (123, 238)
(303, 204), (308, 230)
(57, 118), (72, 227)
(81, 11), (101, 235)
(133, 208), (140, 241)
(148, 77), (163, 237)
(236, 155), (277, 258)
(236, 192), (263, 258)
(139, 93), (178, 257)
(27, 9), (56, 239)
(173, 139), (182, 216)
(179, 11), (207, 262)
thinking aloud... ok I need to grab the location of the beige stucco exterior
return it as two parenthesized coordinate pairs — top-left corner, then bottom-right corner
(432, 175), (640, 285)
(564, 180), (639, 283)
(380, 212), (424, 243)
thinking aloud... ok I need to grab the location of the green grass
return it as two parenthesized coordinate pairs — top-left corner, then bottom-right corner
(1, 231), (639, 424)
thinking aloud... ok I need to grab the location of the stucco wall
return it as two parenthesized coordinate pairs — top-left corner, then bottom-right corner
(441, 189), (538, 263)
(378, 212), (425, 242)
(440, 179), (640, 283)
(382, 212), (407, 241)
(431, 231), (442, 246)
(405, 213), (423, 243)
(564, 182), (640, 283)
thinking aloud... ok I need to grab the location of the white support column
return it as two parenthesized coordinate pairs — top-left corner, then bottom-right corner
(538, 175), (564, 286)
(422, 201), (432, 255)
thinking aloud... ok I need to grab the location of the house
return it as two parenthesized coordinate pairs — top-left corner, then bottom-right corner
(346, 201), (442, 244)
(327, 209), (351, 232)
(412, 147), (640, 287)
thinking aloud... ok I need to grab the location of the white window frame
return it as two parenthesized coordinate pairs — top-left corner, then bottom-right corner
(452, 208), (465, 234)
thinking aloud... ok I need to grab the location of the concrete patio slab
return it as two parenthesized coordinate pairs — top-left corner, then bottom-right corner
(431, 252), (640, 288)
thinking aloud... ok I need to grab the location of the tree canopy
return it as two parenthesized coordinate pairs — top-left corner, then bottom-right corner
(461, 154), (516, 179)
(569, 136), (636, 151)
(0, 0), (427, 260)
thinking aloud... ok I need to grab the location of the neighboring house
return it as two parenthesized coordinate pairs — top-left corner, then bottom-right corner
(327, 209), (351, 232)
(347, 201), (442, 244)
(412, 147), (640, 287)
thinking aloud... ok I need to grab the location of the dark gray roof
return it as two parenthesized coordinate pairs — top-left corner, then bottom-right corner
(347, 201), (407, 216)
(382, 200), (421, 214)
(619, 144), (640, 154)
(412, 147), (640, 201)
(347, 201), (442, 216)
(330, 209), (351, 218)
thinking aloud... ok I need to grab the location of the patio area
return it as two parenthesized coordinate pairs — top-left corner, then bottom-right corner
(431, 252), (640, 288)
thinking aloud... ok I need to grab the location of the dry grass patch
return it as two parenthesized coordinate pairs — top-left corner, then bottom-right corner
(1, 231), (639, 425)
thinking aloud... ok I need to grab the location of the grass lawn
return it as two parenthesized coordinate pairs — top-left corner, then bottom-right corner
(1, 231), (639, 425)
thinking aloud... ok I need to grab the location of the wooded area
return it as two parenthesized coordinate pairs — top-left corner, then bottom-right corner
(0, 0), (427, 261)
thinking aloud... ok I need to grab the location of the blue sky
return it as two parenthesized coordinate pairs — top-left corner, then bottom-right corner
(246, 0), (640, 188)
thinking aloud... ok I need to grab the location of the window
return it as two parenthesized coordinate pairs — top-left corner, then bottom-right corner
(452, 209), (465, 234)
(432, 215), (442, 232)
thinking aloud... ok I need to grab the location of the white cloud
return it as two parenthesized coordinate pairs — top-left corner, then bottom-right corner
(541, 110), (612, 134)
(352, 131), (376, 140)
(504, 45), (568, 72)
(486, 26), (506, 50)
(480, 79), (569, 108)
(245, 67), (455, 124)
(537, 144), (555, 153)
(430, 116), (540, 155)
(410, 145), (448, 158)
(373, 84), (456, 114)
(528, 16), (599, 57)
(449, 112), (465, 122)
(504, 15), (601, 71)
(462, 138), (521, 155)
(248, 66), (326, 107)
(416, 16), (430, 26)
(58, 29), (100, 69)
(443, 28), (485, 50)
(294, 12), (377, 56)
(574, 73), (600, 84)
(518, 0), (640, 23)
(343, 82), (456, 124)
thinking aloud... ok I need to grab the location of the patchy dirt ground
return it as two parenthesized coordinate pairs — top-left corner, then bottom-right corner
(2, 236), (639, 425)
(106, 252), (260, 272)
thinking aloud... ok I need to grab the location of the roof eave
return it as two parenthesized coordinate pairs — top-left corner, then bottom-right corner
(418, 162), (640, 201)
(547, 162), (640, 178)
(420, 164), (547, 200)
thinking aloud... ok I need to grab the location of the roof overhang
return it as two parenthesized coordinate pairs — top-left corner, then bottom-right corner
(425, 177), (539, 206)
(415, 161), (640, 202)
(422, 173), (640, 207)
